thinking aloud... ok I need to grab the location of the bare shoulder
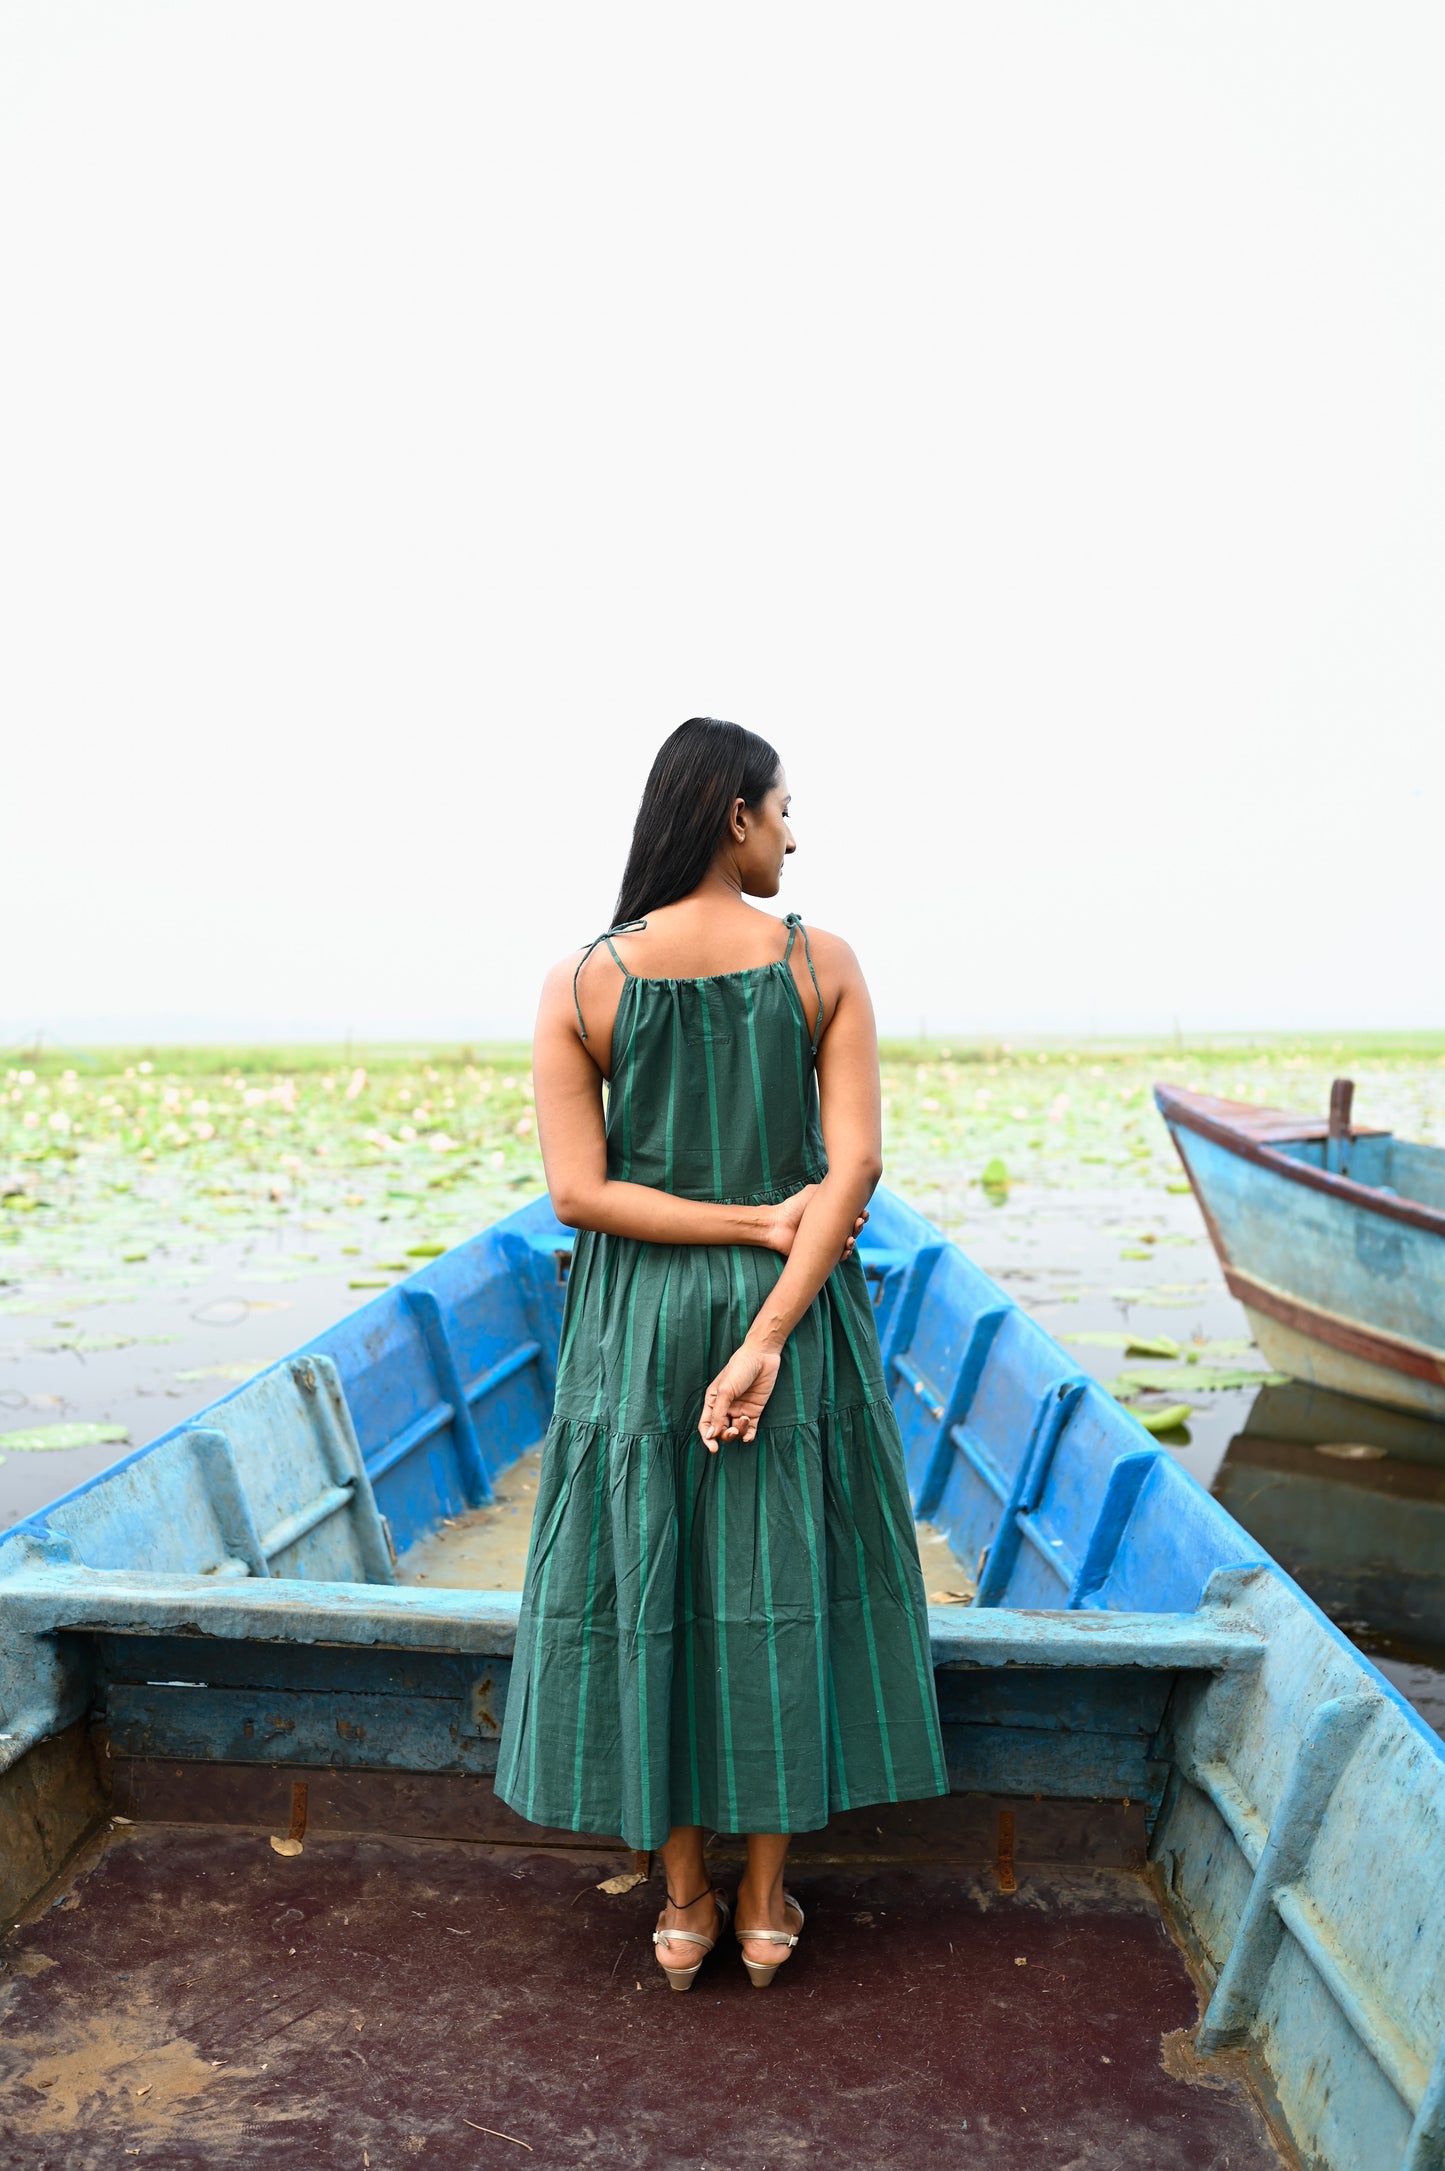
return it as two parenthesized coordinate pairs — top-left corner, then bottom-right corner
(540, 951), (584, 1010)
(539, 944), (629, 1061)
(544, 938), (626, 987)
(539, 947), (605, 1025)
(795, 922), (865, 985)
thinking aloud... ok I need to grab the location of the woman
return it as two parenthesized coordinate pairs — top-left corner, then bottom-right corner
(495, 717), (947, 1990)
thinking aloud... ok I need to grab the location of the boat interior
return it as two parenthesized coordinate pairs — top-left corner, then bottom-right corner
(1, 1189), (1442, 2169)
(1156, 1080), (1445, 1208)
(1268, 1131), (1445, 1205)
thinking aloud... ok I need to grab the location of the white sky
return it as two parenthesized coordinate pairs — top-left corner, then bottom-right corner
(3, 2), (1442, 1044)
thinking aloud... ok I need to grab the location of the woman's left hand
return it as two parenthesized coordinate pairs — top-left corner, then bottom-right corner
(763, 1187), (868, 1263)
(699, 1342), (781, 1451)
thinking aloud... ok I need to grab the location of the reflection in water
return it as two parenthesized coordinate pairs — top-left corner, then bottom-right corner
(1213, 1381), (1445, 1739)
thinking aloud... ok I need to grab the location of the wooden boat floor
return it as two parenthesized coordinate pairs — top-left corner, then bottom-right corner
(398, 1443), (978, 1601)
(0, 1826), (1289, 2170)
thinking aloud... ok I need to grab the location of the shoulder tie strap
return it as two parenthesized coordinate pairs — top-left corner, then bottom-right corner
(572, 919), (647, 1041)
(783, 913), (824, 1053)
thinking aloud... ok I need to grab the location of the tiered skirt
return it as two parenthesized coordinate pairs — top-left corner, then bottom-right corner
(495, 1233), (948, 1849)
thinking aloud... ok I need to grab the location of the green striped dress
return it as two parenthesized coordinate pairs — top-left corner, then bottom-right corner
(495, 913), (947, 1848)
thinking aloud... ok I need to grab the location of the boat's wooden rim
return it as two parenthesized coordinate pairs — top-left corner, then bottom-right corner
(1215, 1267), (1440, 1380)
(1224, 1264), (1445, 1387)
(0, 1559), (1270, 1672)
(1155, 1084), (1445, 1241)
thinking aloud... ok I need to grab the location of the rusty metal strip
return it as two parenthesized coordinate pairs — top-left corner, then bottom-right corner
(997, 1809), (1016, 1893)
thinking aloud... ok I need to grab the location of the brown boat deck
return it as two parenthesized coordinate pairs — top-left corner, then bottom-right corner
(0, 1804), (1291, 2169)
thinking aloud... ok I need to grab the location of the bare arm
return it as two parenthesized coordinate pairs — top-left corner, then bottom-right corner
(534, 956), (860, 1257)
(700, 937), (883, 1446)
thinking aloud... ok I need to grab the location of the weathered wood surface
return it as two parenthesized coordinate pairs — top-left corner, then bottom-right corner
(0, 1826), (1288, 2171)
(0, 1558), (1268, 1666)
(107, 1760), (1153, 1864)
(0, 1721), (106, 1927)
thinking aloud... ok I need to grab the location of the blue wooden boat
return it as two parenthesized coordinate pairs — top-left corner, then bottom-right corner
(1156, 1079), (1445, 1420)
(1, 1189), (1442, 2169)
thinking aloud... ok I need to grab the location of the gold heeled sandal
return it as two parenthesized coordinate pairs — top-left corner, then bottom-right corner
(652, 1886), (729, 1994)
(734, 1890), (804, 1988)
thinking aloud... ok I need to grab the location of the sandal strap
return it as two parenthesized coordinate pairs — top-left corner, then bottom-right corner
(653, 1892), (727, 1956)
(736, 1892), (804, 1947)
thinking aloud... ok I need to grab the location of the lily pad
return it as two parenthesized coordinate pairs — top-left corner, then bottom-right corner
(175, 1361), (281, 1383)
(405, 1242), (447, 1259)
(1130, 1403), (1194, 1435)
(0, 1421), (130, 1452)
(31, 1332), (181, 1355)
(1111, 1365), (1289, 1394)
(981, 1158), (1010, 1201)
(1110, 1287), (1211, 1309)
(1067, 1332), (1182, 1357)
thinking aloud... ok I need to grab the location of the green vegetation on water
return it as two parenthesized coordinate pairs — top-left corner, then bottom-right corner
(2, 1034), (1441, 1435)
(874, 1034), (1443, 1220)
(1, 1048), (545, 1316)
(4, 1034), (1441, 1265)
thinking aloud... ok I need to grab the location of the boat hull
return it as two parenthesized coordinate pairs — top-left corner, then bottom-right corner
(1156, 1087), (1445, 1420)
(1241, 1298), (1445, 1420)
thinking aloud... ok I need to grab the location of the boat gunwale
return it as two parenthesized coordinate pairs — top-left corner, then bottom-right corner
(1223, 1265), (1445, 1388)
(1154, 1083), (1445, 1241)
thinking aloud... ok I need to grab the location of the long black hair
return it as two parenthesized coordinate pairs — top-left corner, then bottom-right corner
(612, 717), (782, 924)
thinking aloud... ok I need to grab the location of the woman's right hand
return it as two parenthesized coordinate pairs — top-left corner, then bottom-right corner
(699, 1340), (782, 1449)
(763, 1186), (867, 1264)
